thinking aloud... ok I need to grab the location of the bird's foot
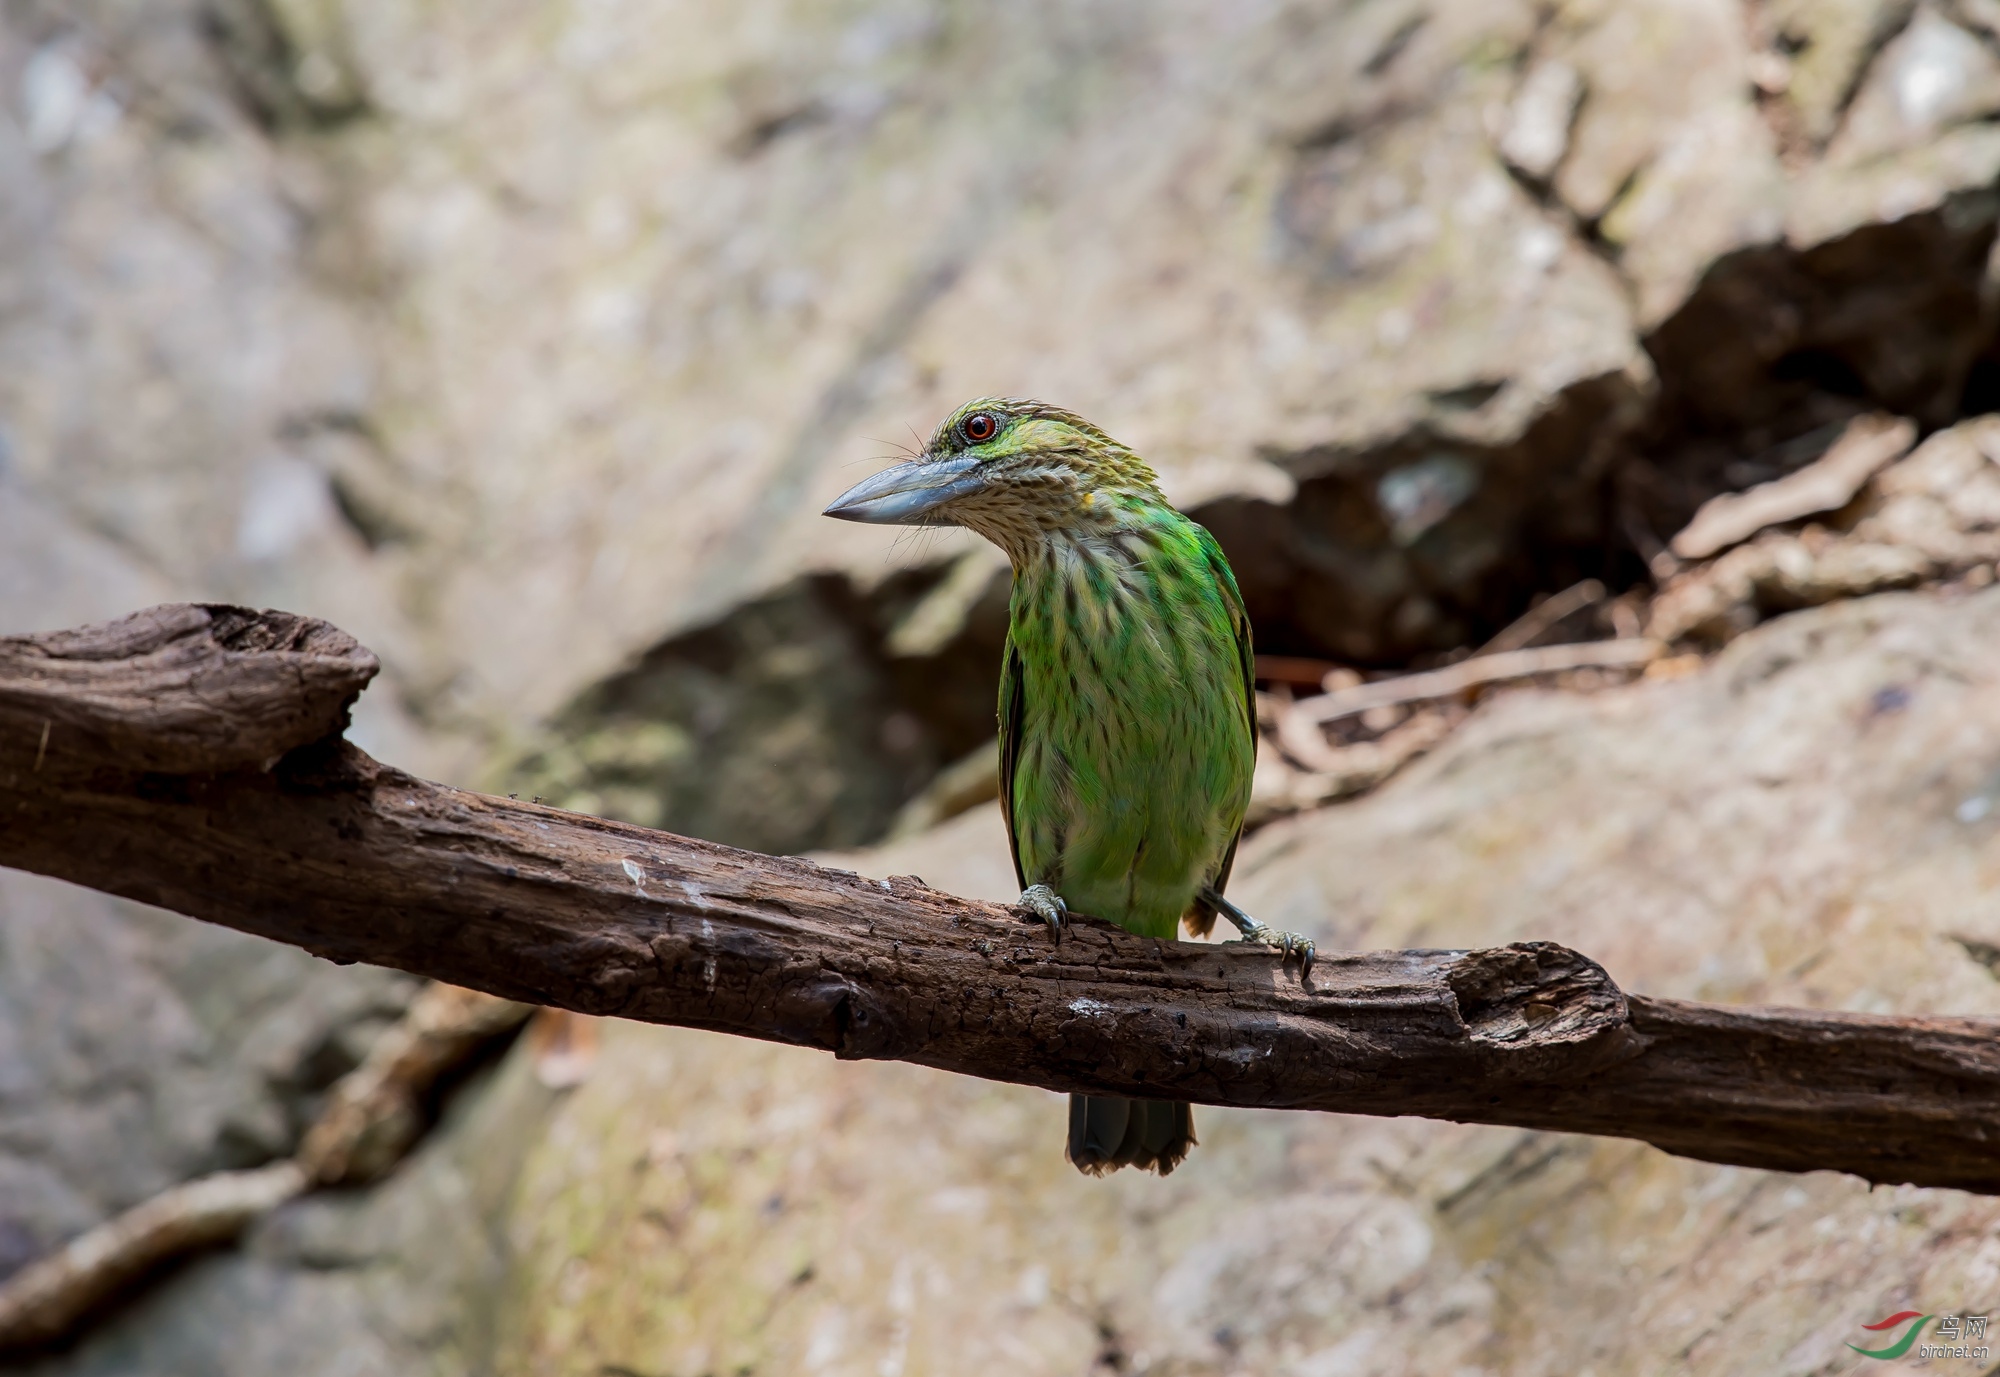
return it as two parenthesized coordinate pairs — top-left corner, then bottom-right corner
(1200, 887), (1315, 979)
(1017, 884), (1068, 945)
(1240, 923), (1317, 980)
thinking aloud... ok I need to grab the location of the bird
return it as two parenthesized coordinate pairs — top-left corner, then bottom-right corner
(823, 397), (1314, 1175)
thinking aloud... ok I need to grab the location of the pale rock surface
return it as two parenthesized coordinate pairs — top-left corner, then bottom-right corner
(306, 0), (1644, 714)
(0, 4), (446, 774)
(11, 0), (2000, 811)
(0, 871), (419, 1299)
(17, 1028), (562, 1377)
(467, 587), (2000, 1377)
(8, 0), (2000, 1369)
(9, 0), (2000, 730)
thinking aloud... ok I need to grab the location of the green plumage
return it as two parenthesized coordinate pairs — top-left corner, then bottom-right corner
(823, 396), (1272, 1176)
(998, 514), (1255, 941)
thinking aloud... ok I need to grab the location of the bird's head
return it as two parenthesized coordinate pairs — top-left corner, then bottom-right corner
(822, 398), (1167, 557)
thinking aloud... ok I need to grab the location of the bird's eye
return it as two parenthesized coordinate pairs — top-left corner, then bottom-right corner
(961, 412), (999, 444)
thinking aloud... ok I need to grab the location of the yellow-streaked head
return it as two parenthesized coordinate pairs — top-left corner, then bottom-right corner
(823, 398), (1167, 557)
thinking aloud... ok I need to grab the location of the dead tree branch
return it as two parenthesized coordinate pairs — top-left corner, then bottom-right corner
(1294, 638), (1665, 727)
(0, 974), (529, 1350)
(4, 606), (2000, 1195)
(1669, 412), (1916, 560)
(0, 1164), (308, 1350)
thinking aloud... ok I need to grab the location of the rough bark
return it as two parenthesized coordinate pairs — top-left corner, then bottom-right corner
(3, 607), (1998, 1192)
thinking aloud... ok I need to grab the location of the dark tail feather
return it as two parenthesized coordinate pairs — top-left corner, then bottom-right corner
(1066, 1095), (1196, 1176)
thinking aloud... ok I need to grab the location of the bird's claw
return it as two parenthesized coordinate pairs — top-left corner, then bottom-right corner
(1281, 930), (1317, 981)
(1018, 884), (1067, 945)
(1235, 926), (1316, 980)
(1201, 886), (1315, 980)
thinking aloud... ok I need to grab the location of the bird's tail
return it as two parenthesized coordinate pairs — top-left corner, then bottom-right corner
(1066, 1095), (1196, 1175)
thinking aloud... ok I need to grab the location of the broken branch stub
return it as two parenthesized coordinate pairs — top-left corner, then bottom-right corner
(0, 604), (378, 776)
(3, 606), (2000, 1191)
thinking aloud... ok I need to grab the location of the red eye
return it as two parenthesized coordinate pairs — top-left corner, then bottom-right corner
(961, 412), (998, 443)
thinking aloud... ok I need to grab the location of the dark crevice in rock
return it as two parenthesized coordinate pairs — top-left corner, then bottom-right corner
(1362, 13), (1430, 78)
(1961, 349), (2000, 417)
(1629, 190), (2000, 543)
(1952, 933), (2000, 976)
(200, 0), (369, 130)
(1208, 369), (1644, 666)
(1650, 199), (1998, 428)
(1820, 0), (1922, 153)
(1489, 10), (1632, 288)
(729, 99), (832, 157)
(1742, 1), (1814, 163)
(1496, 127), (1641, 298)
(1742, 0), (1921, 158)
(278, 412), (419, 551)
(504, 566), (1009, 856)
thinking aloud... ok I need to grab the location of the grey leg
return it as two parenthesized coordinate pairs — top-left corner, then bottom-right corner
(1018, 883), (1067, 944)
(1200, 887), (1315, 979)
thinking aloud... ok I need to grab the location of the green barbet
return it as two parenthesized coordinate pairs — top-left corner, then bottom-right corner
(824, 398), (1314, 1176)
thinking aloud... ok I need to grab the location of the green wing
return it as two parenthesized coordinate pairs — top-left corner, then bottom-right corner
(997, 632), (1028, 890)
(1194, 525), (1257, 918)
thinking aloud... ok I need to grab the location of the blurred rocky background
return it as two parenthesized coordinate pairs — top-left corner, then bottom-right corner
(5, 0), (2000, 1372)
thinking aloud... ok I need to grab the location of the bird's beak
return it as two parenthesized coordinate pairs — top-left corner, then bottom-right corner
(822, 455), (986, 525)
